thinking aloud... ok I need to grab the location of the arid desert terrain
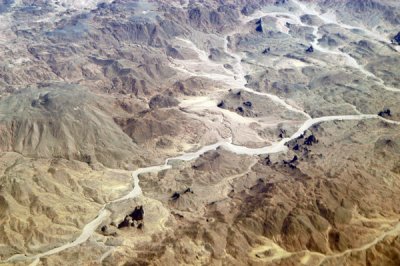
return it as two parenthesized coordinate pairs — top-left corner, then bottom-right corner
(0, 0), (400, 265)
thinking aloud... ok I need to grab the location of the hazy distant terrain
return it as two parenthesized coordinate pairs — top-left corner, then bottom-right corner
(0, 0), (400, 265)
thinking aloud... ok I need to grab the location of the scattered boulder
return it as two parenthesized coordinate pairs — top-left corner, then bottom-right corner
(255, 18), (263, 32)
(217, 101), (225, 108)
(392, 32), (400, 45)
(184, 188), (194, 194)
(118, 215), (131, 229)
(262, 47), (270, 54)
(171, 188), (193, 201)
(243, 101), (252, 108)
(263, 155), (271, 165)
(171, 192), (180, 200)
(278, 129), (287, 138)
(304, 134), (318, 145)
(101, 225), (107, 233)
(236, 106), (244, 113)
(306, 45), (314, 53)
(378, 108), (391, 117)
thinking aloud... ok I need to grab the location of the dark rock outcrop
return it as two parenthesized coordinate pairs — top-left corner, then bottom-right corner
(118, 206), (144, 229)
(378, 108), (391, 117)
(392, 32), (400, 45)
(129, 206), (144, 221)
(262, 47), (270, 54)
(184, 188), (194, 194)
(304, 134), (318, 145)
(243, 101), (252, 108)
(256, 23), (263, 33)
(171, 192), (180, 200)
(306, 45), (314, 53)
(118, 216), (131, 229)
(236, 106), (244, 113)
(255, 18), (263, 32)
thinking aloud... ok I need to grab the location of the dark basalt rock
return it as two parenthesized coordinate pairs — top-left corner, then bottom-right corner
(378, 108), (391, 117)
(263, 155), (271, 165)
(304, 135), (318, 145)
(217, 101), (225, 108)
(236, 106), (244, 113)
(255, 18), (263, 32)
(171, 192), (180, 200)
(262, 47), (270, 54)
(392, 32), (400, 45)
(256, 23), (263, 33)
(279, 129), (287, 138)
(184, 188), (193, 194)
(293, 144), (300, 151)
(118, 216), (131, 229)
(171, 188), (193, 201)
(129, 206), (144, 221)
(306, 45), (314, 53)
(243, 101), (252, 108)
